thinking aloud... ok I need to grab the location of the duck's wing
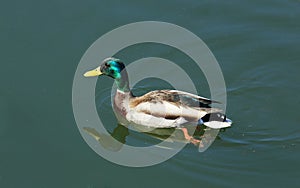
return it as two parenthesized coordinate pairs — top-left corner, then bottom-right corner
(127, 90), (222, 128)
(162, 90), (220, 107)
(130, 89), (220, 109)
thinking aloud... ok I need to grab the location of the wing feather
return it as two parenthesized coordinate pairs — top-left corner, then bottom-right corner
(127, 90), (228, 129)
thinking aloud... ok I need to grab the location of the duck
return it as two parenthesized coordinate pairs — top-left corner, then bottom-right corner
(84, 57), (232, 143)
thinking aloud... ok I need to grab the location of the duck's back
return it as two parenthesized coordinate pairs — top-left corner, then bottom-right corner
(122, 90), (232, 129)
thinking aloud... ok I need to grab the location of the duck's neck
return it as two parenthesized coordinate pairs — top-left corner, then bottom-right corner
(115, 69), (131, 94)
(113, 71), (133, 122)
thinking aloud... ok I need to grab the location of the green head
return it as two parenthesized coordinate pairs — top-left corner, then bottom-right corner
(84, 57), (125, 79)
(84, 57), (130, 92)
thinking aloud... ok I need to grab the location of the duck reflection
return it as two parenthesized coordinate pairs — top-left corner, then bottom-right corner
(83, 123), (223, 152)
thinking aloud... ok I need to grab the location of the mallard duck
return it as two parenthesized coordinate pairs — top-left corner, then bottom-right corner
(84, 57), (232, 142)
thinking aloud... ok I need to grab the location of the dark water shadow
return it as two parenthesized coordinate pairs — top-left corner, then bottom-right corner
(83, 123), (226, 152)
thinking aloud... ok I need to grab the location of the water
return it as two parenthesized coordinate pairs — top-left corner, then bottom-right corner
(1, 0), (300, 187)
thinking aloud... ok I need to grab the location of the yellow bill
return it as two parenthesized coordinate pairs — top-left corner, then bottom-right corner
(84, 67), (102, 77)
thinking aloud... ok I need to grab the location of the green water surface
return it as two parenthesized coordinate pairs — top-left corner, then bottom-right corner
(0, 0), (299, 188)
